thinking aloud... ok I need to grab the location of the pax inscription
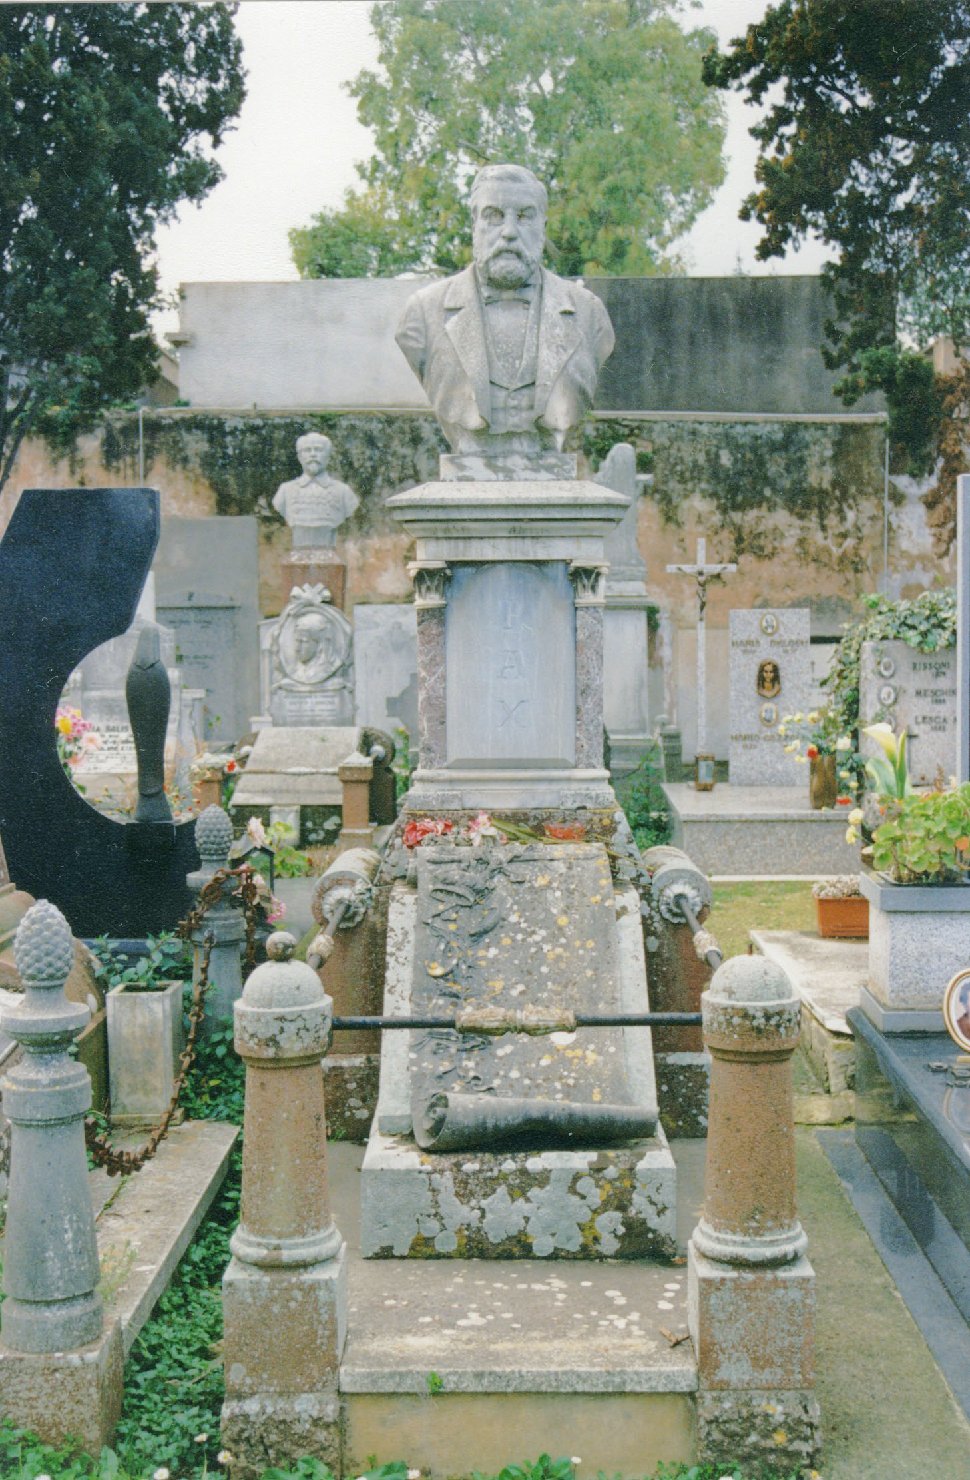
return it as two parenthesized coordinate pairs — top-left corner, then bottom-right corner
(445, 562), (575, 768)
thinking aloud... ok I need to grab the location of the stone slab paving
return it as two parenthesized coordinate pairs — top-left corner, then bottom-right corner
(751, 929), (866, 1100)
(341, 1258), (696, 1394)
(94, 1119), (238, 1353)
(665, 782), (859, 875)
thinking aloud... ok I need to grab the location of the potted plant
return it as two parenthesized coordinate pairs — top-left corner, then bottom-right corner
(777, 705), (860, 809)
(812, 876), (869, 938)
(846, 724), (970, 1025)
(96, 933), (190, 1127)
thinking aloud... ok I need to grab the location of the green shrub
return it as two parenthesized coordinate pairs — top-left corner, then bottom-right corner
(824, 589), (956, 735)
(622, 744), (671, 850)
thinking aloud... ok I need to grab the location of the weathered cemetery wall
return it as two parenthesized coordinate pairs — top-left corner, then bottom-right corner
(170, 274), (880, 416)
(3, 405), (950, 757)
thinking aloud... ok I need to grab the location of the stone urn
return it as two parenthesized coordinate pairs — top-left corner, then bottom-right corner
(808, 751), (838, 810)
(859, 869), (970, 1030)
(106, 978), (185, 1126)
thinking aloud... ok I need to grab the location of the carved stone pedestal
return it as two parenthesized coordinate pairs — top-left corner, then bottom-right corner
(386, 479), (629, 814)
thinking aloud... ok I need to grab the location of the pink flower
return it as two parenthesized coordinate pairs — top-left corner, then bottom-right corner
(266, 898), (287, 923)
(466, 811), (503, 846)
(246, 816), (268, 847)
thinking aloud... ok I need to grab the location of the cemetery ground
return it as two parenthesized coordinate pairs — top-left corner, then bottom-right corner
(3, 880), (970, 1480)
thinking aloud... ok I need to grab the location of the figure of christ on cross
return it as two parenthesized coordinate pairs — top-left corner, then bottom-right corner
(666, 537), (737, 761)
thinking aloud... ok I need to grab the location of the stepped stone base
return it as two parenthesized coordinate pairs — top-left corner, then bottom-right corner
(342, 1226), (696, 1476)
(360, 1129), (678, 1259)
(665, 783), (859, 875)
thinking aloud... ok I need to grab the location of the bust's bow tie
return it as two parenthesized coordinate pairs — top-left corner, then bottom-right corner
(480, 283), (535, 305)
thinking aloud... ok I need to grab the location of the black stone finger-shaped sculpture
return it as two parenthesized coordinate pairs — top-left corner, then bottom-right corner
(126, 624), (174, 824)
(0, 487), (198, 935)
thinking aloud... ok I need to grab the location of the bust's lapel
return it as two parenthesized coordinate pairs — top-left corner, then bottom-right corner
(535, 269), (581, 412)
(444, 267), (491, 418)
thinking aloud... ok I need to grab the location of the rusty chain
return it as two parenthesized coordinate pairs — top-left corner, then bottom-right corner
(84, 863), (262, 1178)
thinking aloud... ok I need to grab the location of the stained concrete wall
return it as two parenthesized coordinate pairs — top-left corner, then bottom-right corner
(173, 275), (881, 415)
(3, 405), (943, 765)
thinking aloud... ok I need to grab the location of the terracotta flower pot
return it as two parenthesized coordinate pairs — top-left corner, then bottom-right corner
(809, 751), (838, 810)
(814, 895), (869, 939)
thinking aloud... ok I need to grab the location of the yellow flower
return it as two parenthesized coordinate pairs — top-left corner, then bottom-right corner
(55, 714), (73, 735)
(848, 807), (864, 825)
(845, 826), (858, 844)
(778, 724), (787, 737)
(807, 710), (819, 723)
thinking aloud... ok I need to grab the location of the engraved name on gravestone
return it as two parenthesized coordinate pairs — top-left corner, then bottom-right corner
(445, 562), (575, 768)
(154, 516), (261, 742)
(860, 639), (957, 786)
(156, 602), (238, 741)
(729, 609), (811, 785)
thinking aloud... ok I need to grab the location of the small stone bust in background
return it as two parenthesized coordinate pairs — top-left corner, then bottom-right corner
(272, 432), (359, 549)
(395, 162), (615, 457)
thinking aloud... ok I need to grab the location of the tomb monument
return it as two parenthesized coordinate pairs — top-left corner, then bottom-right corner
(273, 431), (359, 609)
(363, 163), (676, 1258)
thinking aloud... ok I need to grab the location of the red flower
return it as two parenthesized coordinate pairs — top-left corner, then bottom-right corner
(544, 824), (586, 841)
(806, 744), (819, 760)
(224, 758), (238, 774)
(836, 795), (852, 806)
(402, 817), (454, 849)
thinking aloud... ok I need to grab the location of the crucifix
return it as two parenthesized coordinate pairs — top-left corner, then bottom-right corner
(666, 537), (737, 759)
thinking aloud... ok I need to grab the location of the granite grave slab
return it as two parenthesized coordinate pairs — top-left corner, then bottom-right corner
(860, 639), (957, 787)
(155, 515), (260, 741)
(230, 724), (361, 846)
(409, 842), (654, 1150)
(729, 609), (811, 785)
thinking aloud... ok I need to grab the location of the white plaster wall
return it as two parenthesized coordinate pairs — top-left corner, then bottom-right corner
(176, 279), (433, 410)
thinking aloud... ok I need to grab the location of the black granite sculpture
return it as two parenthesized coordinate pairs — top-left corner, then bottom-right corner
(0, 488), (198, 935)
(126, 625), (175, 826)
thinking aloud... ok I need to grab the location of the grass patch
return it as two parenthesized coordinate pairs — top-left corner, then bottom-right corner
(710, 880), (816, 960)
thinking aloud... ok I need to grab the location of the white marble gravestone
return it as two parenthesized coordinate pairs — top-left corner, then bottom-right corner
(154, 516), (261, 742)
(445, 562), (576, 769)
(353, 603), (418, 742)
(860, 639), (957, 786)
(258, 583), (354, 727)
(729, 609), (811, 785)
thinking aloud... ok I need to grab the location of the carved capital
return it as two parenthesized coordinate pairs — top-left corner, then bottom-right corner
(568, 561), (607, 604)
(408, 560), (451, 608)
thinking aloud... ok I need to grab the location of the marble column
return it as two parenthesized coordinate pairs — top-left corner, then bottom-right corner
(570, 561), (608, 770)
(409, 560), (450, 773)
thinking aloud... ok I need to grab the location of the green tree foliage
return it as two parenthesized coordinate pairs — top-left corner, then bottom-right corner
(290, 0), (726, 280)
(0, 3), (245, 491)
(702, 1), (970, 382)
